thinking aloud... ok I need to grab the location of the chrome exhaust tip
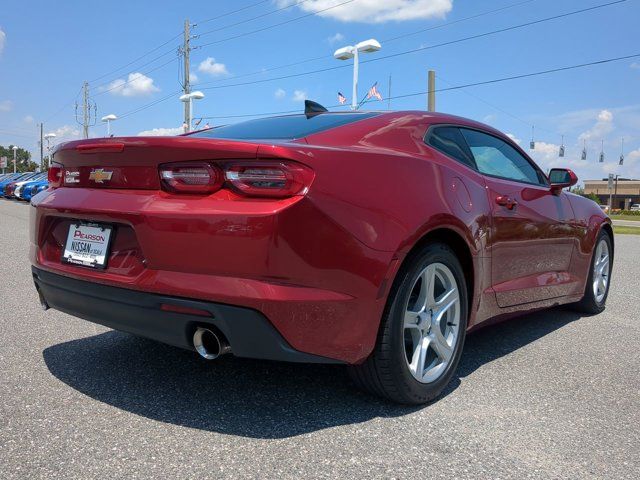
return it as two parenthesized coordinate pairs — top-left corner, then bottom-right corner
(193, 327), (231, 360)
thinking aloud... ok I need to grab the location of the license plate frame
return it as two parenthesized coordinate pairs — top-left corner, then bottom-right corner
(61, 221), (114, 270)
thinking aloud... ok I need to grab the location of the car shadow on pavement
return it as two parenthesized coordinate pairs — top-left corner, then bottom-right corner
(43, 307), (581, 439)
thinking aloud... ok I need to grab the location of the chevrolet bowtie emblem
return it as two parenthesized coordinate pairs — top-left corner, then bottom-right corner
(89, 169), (113, 183)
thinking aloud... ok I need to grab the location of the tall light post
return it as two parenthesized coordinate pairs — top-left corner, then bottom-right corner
(101, 114), (118, 137)
(179, 91), (205, 132)
(333, 39), (381, 110)
(44, 133), (57, 169)
(12, 145), (18, 174)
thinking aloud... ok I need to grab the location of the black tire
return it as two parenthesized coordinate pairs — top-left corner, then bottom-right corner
(349, 242), (468, 404)
(573, 229), (613, 314)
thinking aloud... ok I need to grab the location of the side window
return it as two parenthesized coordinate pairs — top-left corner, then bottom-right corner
(460, 128), (546, 185)
(427, 127), (475, 169)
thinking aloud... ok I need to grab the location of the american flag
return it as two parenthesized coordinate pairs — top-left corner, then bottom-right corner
(337, 92), (347, 104)
(367, 82), (382, 101)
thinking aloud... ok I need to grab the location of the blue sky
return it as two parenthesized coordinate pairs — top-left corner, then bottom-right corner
(1, 0), (639, 180)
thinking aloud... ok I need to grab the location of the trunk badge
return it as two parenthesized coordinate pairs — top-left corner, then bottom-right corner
(89, 168), (113, 183)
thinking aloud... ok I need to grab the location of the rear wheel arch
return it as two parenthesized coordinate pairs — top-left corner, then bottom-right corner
(601, 222), (614, 254)
(392, 227), (474, 319)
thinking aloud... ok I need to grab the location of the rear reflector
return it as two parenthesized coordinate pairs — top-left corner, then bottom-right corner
(160, 303), (213, 317)
(48, 162), (63, 188)
(225, 161), (314, 198)
(159, 162), (223, 194)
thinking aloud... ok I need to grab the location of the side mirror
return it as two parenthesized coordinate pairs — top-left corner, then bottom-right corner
(549, 168), (578, 194)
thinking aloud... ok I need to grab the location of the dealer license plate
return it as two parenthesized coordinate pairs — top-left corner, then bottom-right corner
(62, 222), (113, 269)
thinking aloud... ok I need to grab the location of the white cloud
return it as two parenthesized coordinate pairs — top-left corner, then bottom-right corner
(578, 109), (614, 143)
(105, 73), (160, 97)
(23, 115), (34, 123)
(327, 32), (345, 44)
(292, 90), (307, 102)
(190, 72), (199, 83)
(631, 63), (640, 70)
(506, 133), (521, 145)
(198, 57), (229, 76)
(0, 100), (12, 112)
(137, 126), (184, 136)
(0, 28), (5, 55)
(50, 125), (81, 143)
(274, 88), (286, 99)
(276, 0), (452, 23)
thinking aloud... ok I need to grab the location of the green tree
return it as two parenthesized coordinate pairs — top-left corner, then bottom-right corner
(584, 192), (600, 204)
(0, 145), (35, 173)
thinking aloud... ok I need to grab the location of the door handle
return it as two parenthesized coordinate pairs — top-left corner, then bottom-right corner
(495, 195), (518, 210)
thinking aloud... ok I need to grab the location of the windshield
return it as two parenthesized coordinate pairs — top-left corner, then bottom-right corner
(190, 113), (379, 141)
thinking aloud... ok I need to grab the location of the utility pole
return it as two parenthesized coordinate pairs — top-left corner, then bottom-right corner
(82, 81), (89, 139)
(75, 81), (96, 139)
(427, 70), (436, 112)
(39, 123), (44, 170)
(183, 19), (191, 129)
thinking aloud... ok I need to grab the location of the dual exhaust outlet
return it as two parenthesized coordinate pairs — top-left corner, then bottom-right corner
(193, 327), (231, 360)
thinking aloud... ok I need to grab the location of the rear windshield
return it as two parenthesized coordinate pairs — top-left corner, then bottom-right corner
(190, 113), (379, 141)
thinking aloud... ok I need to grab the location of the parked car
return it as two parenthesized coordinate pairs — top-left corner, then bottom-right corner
(2, 172), (39, 198)
(23, 180), (49, 202)
(14, 173), (47, 200)
(30, 108), (613, 404)
(630, 204), (640, 212)
(0, 172), (28, 192)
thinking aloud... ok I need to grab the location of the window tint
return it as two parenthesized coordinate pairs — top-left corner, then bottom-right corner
(460, 129), (545, 185)
(190, 113), (379, 140)
(427, 127), (475, 168)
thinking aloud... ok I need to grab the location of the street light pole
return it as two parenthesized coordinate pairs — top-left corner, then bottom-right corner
(351, 48), (359, 111)
(101, 114), (117, 137)
(44, 133), (56, 169)
(12, 146), (18, 174)
(334, 39), (381, 111)
(179, 91), (205, 132)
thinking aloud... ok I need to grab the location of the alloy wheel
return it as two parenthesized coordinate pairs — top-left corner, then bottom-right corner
(592, 238), (610, 304)
(403, 262), (461, 384)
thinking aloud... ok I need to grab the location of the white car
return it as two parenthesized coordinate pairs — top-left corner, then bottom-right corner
(631, 204), (640, 212)
(13, 174), (46, 199)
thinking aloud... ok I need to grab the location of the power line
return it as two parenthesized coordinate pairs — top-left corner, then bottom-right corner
(89, 32), (183, 84)
(190, 0), (562, 88)
(112, 1), (630, 122)
(117, 90), (183, 120)
(383, 0), (538, 43)
(92, 0), (302, 91)
(194, 0), (627, 92)
(368, 53), (640, 104)
(43, 85), (85, 124)
(196, 53), (640, 120)
(194, 0), (314, 38)
(91, 54), (179, 98)
(193, 0), (358, 49)
(194, 0), (273, 26)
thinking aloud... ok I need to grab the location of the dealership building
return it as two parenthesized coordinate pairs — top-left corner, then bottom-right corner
(583, 178), (640, 209)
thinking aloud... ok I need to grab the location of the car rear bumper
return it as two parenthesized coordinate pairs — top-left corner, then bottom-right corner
(32, 266), (343, 364)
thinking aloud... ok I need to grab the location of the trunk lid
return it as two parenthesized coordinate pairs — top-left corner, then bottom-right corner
(53, 136), (262, 189)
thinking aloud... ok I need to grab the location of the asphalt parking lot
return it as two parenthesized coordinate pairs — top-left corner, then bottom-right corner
(0, 199), (638, 479)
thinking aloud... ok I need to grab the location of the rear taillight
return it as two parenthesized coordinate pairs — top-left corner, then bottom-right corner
(225, 161), (314, 198)
(158, 160), (314, 197)
(159, 162), (223, 194)
(48, 162), (63, 188)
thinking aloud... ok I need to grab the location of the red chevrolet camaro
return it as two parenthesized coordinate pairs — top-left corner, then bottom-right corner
(30, 106), (613, 404)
